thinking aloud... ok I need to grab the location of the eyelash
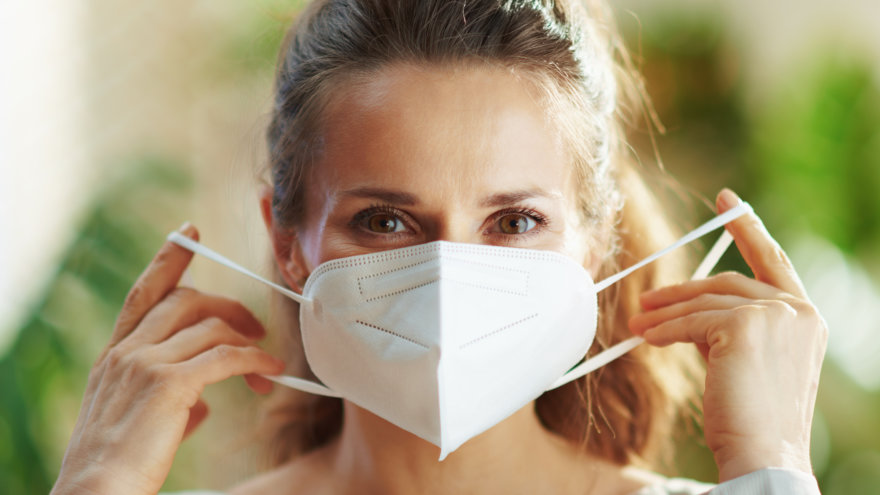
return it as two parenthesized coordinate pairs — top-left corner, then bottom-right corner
(349, 204), (414, 235)
(486, 207), (548, 237)
(349, 204), (549, 238)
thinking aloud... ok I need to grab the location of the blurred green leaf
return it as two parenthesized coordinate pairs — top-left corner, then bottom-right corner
(0, 156), (191, 492)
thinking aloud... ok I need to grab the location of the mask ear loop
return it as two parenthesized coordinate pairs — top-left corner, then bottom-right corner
(166, 232), (343, 398)
(167, 231), (310, 305)
(546, 203), (751, 391)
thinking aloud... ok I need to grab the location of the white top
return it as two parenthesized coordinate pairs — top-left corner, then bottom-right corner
(164, 467), (820, 494)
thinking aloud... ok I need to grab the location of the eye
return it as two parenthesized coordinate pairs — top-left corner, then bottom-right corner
(366, 212), (405, 233)
(350, 206), (412, 236)
(495, 212), (538, 234)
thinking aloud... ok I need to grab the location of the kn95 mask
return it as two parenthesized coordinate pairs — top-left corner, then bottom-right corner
(168, 202), (751, 459)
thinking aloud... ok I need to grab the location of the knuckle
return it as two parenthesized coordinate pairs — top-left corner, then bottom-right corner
(730, 305), (757, 328)
(760, 244), (791, 269)
(166, 286), (197, 303)
(154, 245), (173, 265)
(199, 316), (228, 333)
(692, 293), (716, 306)
(796, 301), (829, 341)
(797, 300), (821, 319)
(201, 317), (248, 346)
(765, 299), (796, 318)
(145, 365), (193, 403)
(121, 282), (151, 314)
(143, 361), (171, 383)
(105, 346), (129, 370)
(211, 344), (236, 360)
(716, 271), (747, 287)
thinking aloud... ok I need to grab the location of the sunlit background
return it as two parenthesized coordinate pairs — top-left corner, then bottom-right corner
(1, 0), (878, 493)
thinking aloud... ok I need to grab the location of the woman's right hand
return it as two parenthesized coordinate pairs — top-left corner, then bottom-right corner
(51, 223), (285, 495)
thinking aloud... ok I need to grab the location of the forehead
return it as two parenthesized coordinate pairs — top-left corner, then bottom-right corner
(314, 63), (573, 204)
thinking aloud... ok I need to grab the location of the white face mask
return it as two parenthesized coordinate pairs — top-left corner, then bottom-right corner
(169, 202), (751, 459)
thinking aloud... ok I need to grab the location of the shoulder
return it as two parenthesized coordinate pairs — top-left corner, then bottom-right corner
(628, 467), (821, 495)
(620, 467), (714, 495)
(628, 477), (715, 495)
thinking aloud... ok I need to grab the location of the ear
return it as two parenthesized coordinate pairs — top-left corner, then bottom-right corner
(259, 185), (310, 294)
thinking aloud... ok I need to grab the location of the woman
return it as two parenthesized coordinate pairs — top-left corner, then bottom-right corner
(51, 1), (827, 493)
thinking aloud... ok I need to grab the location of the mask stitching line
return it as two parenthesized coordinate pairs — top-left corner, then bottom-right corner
(459, 313), (540, 349)
(357, 258), (530, 298)
(357, 259), (434, 297)
(310, 244), (443, 281)
(446, 279), (528, 297)
(440, 256), (532, 280)
(363, 279), (439, 302)
(358, 257), (531, 282)
(354, 320), (430, 349)
(358, 258), (435, 281)
(361, 276), (528, 301)
(307, 245), (570, 288)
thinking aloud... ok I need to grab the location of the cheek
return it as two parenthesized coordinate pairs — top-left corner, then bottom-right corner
(565, 228), (595, 274)
(295, 172), (350, 271)
(559, 203), (601, 275)
(316, 231), (378, 265)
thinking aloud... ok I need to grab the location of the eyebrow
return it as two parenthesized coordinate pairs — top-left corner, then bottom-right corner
(337, 186), (562, 207)
(478, 189), (563, 208)
(338, 187), (419, 205)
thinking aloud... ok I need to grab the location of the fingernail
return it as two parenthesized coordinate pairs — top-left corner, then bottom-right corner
(718, 188), (741, 210)
(627, 315), (642, 334)
(178, 221), (199, 239)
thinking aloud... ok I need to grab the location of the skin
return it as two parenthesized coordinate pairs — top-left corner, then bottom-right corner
(51, 63), (827, 495)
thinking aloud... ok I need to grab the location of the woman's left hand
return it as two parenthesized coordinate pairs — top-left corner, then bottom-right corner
(628, 188), (828, 482)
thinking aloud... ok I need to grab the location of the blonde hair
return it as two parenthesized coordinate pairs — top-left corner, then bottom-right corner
(260, 0), (702, 469)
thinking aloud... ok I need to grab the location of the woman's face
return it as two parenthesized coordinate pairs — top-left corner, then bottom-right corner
(283, 64), (595, 279)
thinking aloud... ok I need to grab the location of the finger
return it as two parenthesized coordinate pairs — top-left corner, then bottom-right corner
(109, 223), (200, 347)
(149, 317), (255, 363)
(639, 271), (785, 311)
(178, 345), (285, 391)
(716, 189), (808, 298)
(630, 294), (752, 335)
(183, 399), (209, 439)
(640, 309), (732, 347)
(244, 373), (275, 395)
(134, 289), (265, 345)
(696, 343), (710, 361)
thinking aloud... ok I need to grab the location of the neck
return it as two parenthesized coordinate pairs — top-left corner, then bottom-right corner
(322, 401), (622, 495)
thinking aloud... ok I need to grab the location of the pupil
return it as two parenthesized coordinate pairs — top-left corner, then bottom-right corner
(502, 215), (525, 234)
(371, 215), (396, 232)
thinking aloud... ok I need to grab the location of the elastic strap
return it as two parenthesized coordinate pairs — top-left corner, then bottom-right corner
(547, 205), (749, 391)
(166, 231), (341, 395)
(593, 203), (751, 292)
(166, 231), (310, 305)
(262, 374), (342, 398)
